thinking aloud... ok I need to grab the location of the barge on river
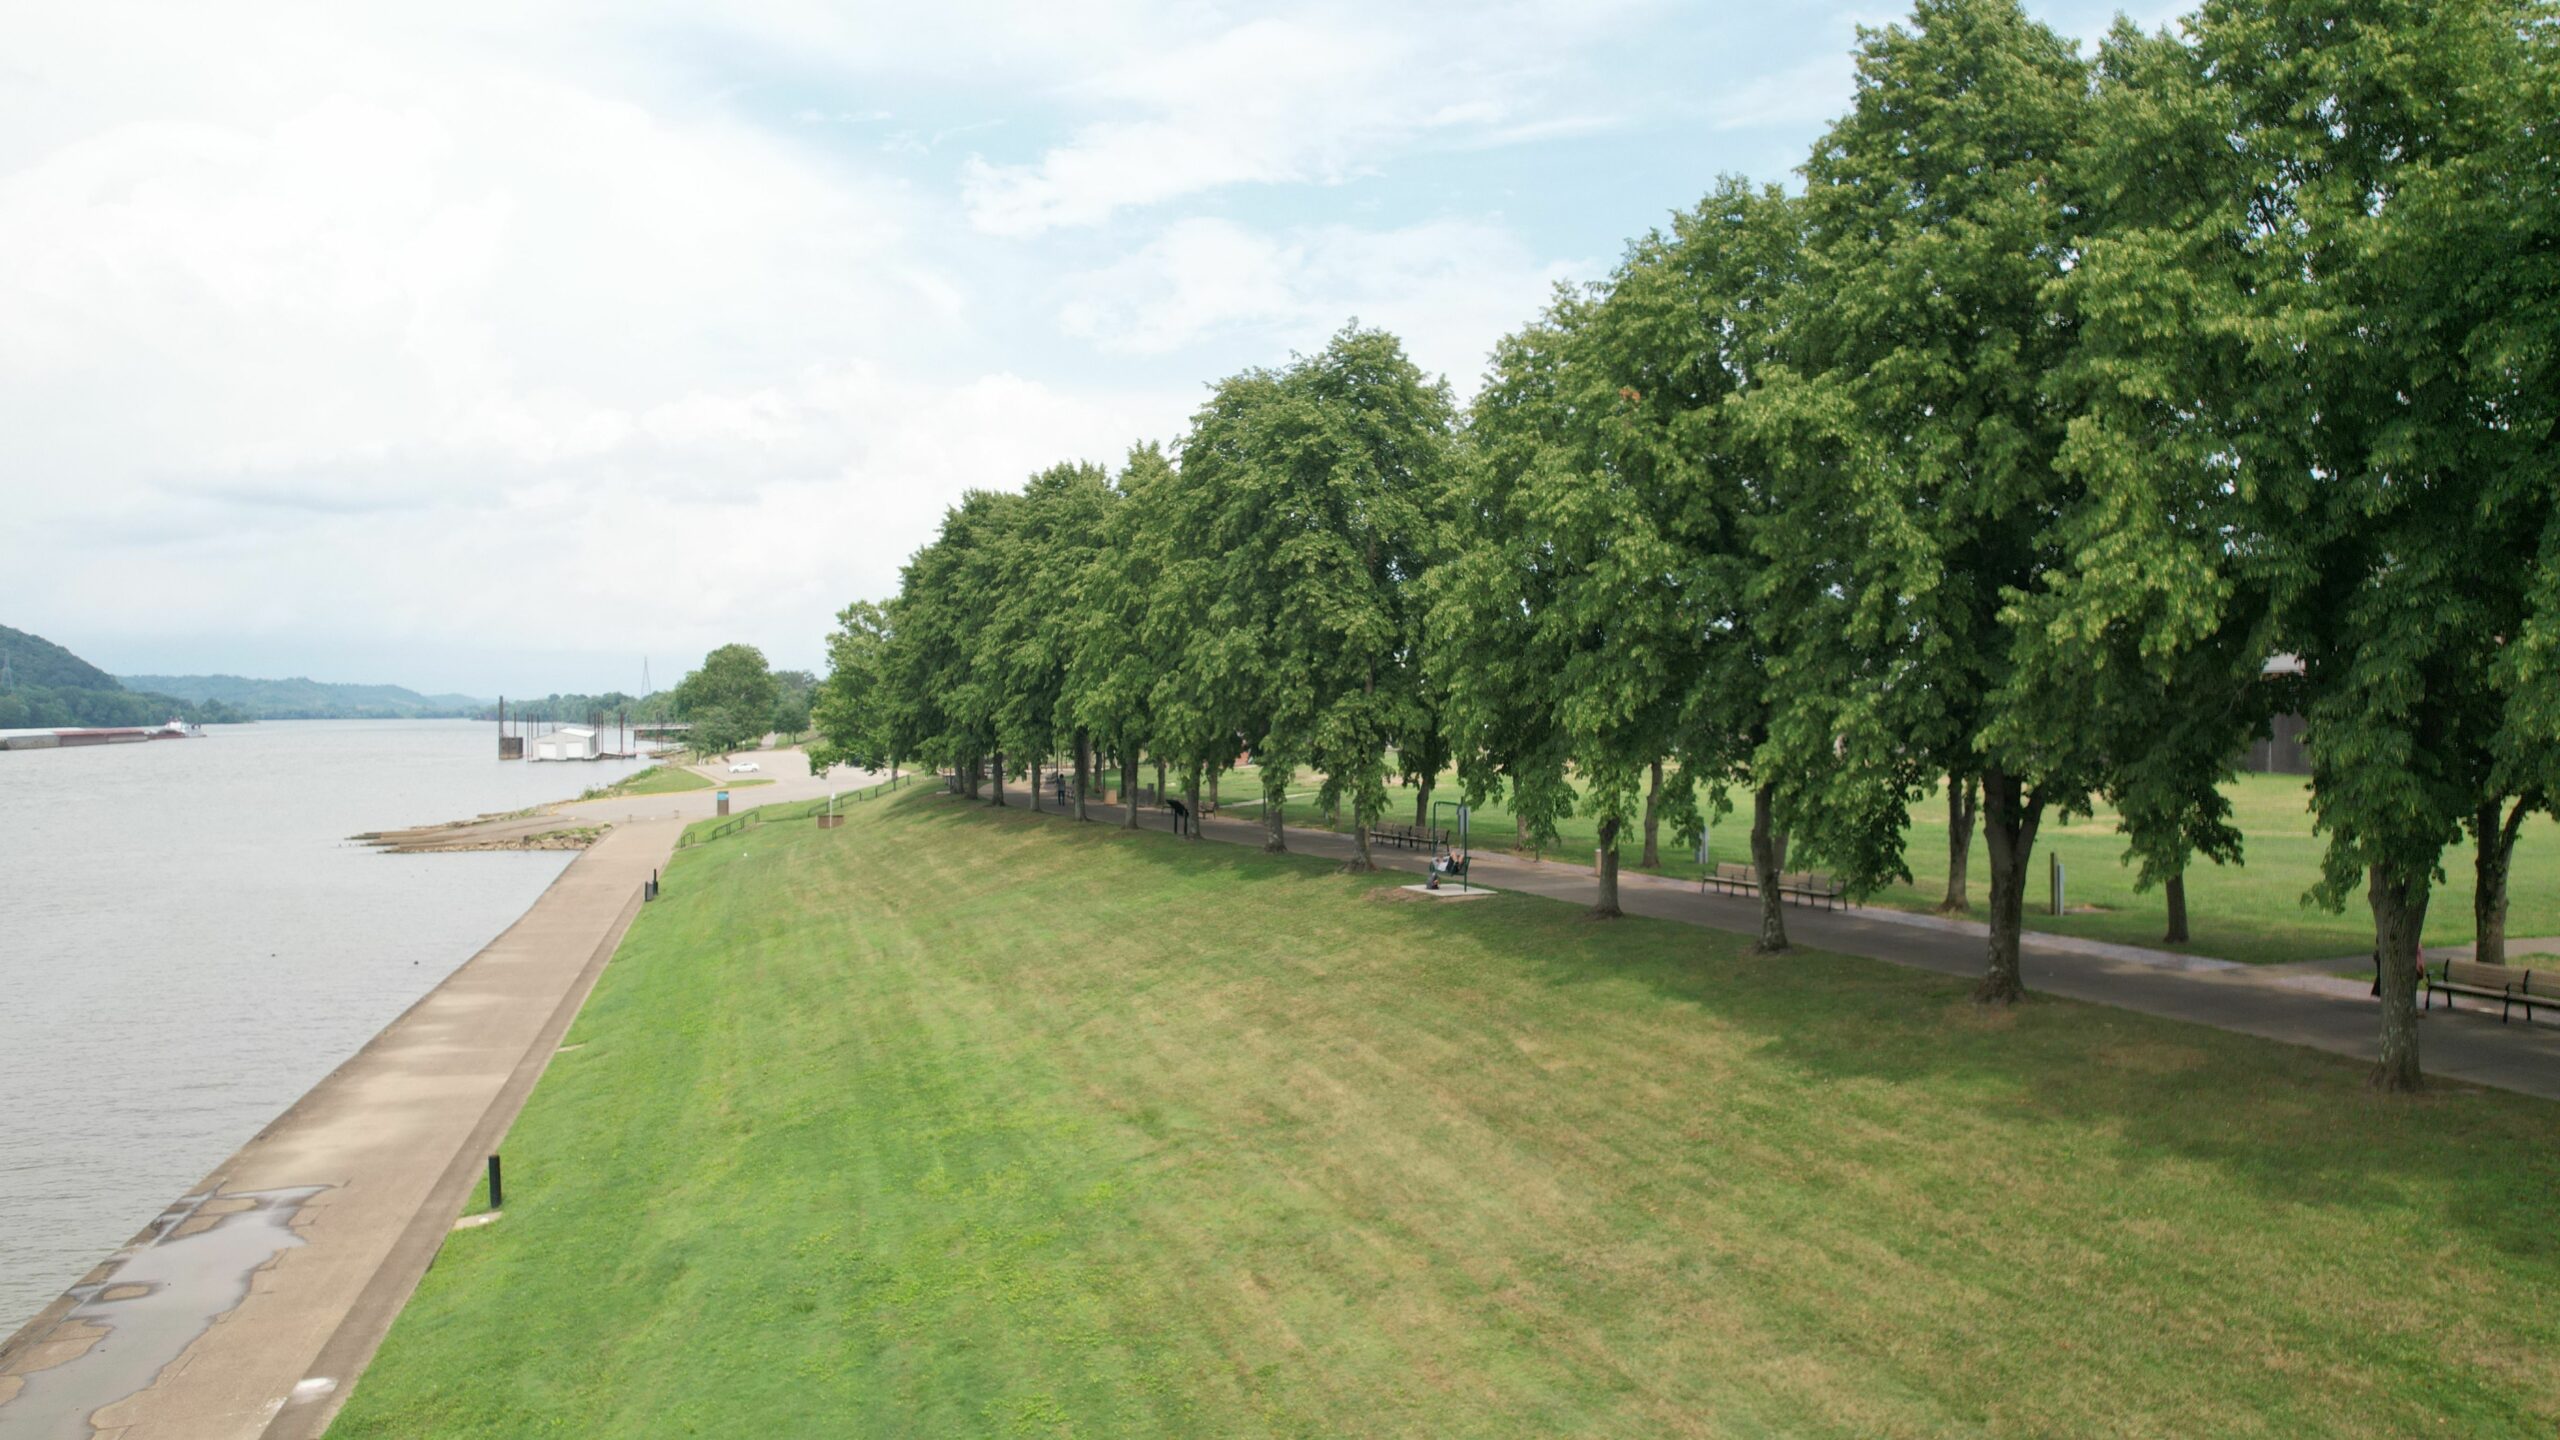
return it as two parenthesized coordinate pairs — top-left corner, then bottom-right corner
(0, 719), (202, 751)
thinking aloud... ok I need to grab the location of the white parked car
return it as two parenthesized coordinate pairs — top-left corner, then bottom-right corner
(728, 761), (760, 774)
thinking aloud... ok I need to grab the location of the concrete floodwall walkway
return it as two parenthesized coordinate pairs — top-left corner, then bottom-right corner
(0, 756), (884, 1440)
(0, 819), (675, 1440)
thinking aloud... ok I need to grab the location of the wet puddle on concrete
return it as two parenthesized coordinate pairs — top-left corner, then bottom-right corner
(0, 1185), (324, 1440)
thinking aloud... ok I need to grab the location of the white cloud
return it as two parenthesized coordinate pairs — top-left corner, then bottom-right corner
(1058, 215), (1585, 392)
(960, 3), (1648, 235)
(0, 3), (1193, 688)
(0, 0), (1753, 691)
(1708, 52), (1861, 134)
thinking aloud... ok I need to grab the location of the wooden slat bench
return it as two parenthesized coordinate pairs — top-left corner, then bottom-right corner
(1698, 863), (1850, 911)
(2424, 959), (2549, 1023)
(1778, 870), (1850, 911)
(1701, 862), (1759, 897)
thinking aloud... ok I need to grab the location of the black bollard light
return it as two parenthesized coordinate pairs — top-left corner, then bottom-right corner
(487, 1153), (504, 1210)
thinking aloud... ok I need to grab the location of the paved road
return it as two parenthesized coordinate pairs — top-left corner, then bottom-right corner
(0, 755), (883, 1440)
(1088, 796), (2560, 1103)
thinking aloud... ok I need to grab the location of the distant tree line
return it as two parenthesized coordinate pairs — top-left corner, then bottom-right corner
(123, 673), (488, 720)
(810, 0), (2559, 1092)
(0, 685), (248, 730)
(480, 691), (681, 726)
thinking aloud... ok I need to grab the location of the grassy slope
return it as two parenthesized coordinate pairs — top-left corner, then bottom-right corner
(1231, 766), (2557, 965)
(588, 764), (716, 797)
(332, 790), (2560, 1439)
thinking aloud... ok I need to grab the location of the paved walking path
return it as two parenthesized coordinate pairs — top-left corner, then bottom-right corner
(1090, 799), (2560, 1103)
(0, 753), (878, 1440)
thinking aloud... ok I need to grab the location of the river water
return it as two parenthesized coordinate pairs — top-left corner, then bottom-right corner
(0, 720), (656, 1334)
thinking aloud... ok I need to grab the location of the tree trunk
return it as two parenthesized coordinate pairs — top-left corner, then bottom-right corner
(2370, 865), (2429, 1092)
(1208, 768), (1220, 813)
(1749, 782), (1789, 954)
(1262, 769), (1288, 852)
(1029, 753), (1042, 812)
(1593, 816), (1623, 918)
(2163, 868), (2189, 945)
(989, 751), (1006, 806)
(1515, 812), (1530, 853)
(1155, 757), (1166, 806)
(1073, 729), (1090, 823)
(2474, 798), (2525, 966)
(1415, 779), (1430, 829)
(1185, 762), (1203, 841)
(1122, 753), (1139, 830)
(1348, 816), (1376, 872)
(1939, 773), (1978, 913)
(963, 755), (981, 800)
(1975, 766), (2043, 1005)
(1641, 759), (1663, 869)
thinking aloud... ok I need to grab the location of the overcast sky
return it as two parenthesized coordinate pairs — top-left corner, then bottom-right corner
(1, 0), (2175, 697)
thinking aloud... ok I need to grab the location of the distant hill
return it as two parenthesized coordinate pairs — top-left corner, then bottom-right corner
(121, 674), (491, 720)
(0, 625), (248, 728)
(0, 623), (119, 692)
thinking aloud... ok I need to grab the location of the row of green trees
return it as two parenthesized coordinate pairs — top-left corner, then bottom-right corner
(665, 644), (819, 755)
(812, 0), (2558, 1091)
(0, 685), (248, 729)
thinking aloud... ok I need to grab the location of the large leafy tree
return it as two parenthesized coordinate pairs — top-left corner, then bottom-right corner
(807, 601), (894, 775)
(1988, 18), (2282, 953)
(1431, 324), (1580, 863)
(1143, 447), (1250, 842)
(672, 643), (779, 756)
(1182, 327), (1454, 869)
(2179, 0), (2554, 1086)
(979, 461), (1114, 810)
(882, 493), (1013, 794)
(768, 669), (816, 737)
(1619, 177), (1809, 949)
(1439, 275), (1707, 919)
(1064, 448), (1165, 829)
(1761, 0), (2096, 1002)
(2473, 15), (2560, 968)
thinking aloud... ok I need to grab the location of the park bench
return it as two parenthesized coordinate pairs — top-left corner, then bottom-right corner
(1780, 871), (1850, 911)
(1701, 862), (1757, 898)
(2424, 959), (2550, 1023)
(1698, 863), (1851, 912)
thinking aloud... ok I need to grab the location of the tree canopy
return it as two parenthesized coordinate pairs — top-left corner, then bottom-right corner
(673, 643), (779, 756)
(808, 0), (2557, 1092)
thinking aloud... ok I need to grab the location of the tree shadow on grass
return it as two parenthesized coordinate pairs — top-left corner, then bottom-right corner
(880, 788), (2560, 1268)
(1493, 904), (2560, 1267)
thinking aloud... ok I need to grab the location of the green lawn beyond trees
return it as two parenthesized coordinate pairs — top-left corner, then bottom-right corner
(330, 790), (2560, 1438)
(1246, 768), (2560, 966)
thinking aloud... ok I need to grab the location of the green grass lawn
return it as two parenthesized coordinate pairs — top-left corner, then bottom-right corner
(331, 788), (2558, 1438)
(579, 763), (716, 799)
(1222, 765), (2556, 966)
(1876, 774), (2560, 964)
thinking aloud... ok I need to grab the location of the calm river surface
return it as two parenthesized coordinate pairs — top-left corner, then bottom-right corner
(0, 720), (655, 1333)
